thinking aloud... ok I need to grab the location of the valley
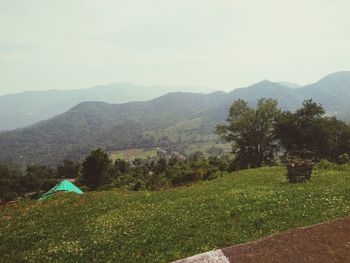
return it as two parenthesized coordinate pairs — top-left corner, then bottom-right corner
(2, 3), (350, 262)
(1, 71), (350, 166)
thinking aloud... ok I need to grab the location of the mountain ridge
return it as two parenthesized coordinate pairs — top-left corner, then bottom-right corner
(0, 83), (214, 131)
(1, 71), (350, 165)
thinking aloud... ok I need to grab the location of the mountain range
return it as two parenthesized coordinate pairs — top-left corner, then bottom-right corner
(0, 83), (212, 131)
(0, 71), (350, 165)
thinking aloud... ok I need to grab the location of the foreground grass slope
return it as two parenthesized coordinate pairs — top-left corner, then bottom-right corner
(1, 167), (350, 262)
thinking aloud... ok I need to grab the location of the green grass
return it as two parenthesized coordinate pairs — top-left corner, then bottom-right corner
(1, 167), (350, 262)
(110, 148), (157, 161)
(144, 118), (204, 142)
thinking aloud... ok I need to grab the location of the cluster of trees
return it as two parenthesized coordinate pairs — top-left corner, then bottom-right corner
(2, 98), (350, 202)
(0, 160), (81, 202)
(217, 98), (350, 169)
(0, 148), (234, 202)
(79, 149), (232, 191)
(217, 98), (278, 168)
(0, 92), (224, 166)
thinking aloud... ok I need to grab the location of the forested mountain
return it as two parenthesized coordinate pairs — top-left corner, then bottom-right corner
(0, 92), (228, 165)
(0, 83), (212, 131)
(295, 71), (350, 119)
(1, 71), (350, 165)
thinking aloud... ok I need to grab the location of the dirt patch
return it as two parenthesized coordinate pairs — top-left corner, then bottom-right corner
(222, 216), (350, 263)
(174, 216), (350, 263)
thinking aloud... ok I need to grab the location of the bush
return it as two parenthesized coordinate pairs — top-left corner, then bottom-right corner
(338, 153), (350, 164)
(133, 180), (145, 191)
(285, 155), (314, 183)
(314, 159), (333, 170)
(314, 159), (350, 172)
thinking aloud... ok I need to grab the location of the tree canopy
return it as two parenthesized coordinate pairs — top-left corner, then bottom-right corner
(218, 98), (350, 169)
(274, 99), (350, 161)
(217, 98), (279, 168)
(81, 148), (112, 190)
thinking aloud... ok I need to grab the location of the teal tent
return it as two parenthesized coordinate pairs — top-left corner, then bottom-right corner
(39, 180), (83, 200)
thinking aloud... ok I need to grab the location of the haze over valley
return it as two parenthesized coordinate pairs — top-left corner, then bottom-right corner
(1, 1), (350, 262)
(1, 71), (350, 165)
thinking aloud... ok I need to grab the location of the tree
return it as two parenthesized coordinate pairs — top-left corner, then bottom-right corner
(217, 98), (279, 168)
(274, 100), (350, 160)
(273, 100), (350, 183)
(274, 100), (324, 155)
(0, 162), (59, 202)
(56, 160), (81, 179)
(155, 158), (167, 173)
(208, 156), (228, 171)
(114, 159), (130, 174)
(188, 151), (205, 162)
(0, 163), (23, 202)
(21, 165), (56, 194)
(81, 149), (112, 190)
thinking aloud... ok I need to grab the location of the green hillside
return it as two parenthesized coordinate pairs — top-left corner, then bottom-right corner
(144, 117), (204, 142)
(1, 71), (350, 166)
(0, 83), (214, 131)
(0, 92), (228, 165)
(1, 166), (349, 262)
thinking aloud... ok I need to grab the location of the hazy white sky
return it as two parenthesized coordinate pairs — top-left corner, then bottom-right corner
(1, 0), (349, 95)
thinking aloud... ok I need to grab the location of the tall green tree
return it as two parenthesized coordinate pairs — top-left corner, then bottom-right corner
(56, 160), (81, 179)
(217, 98), (279, 168)
(275, 100), (350, 160)
(114, 159), (130, 174)
(81, 148), (112, 190)
(0, 163), (23, 202)
(21, 165), (56, 194)
(155, 158), (168, 173)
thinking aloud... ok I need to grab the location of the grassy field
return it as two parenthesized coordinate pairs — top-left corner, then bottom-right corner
(183, 142), (231, 156)
(110, 148), (157, 161)
(144, 118), (204, 142)
(1, 167), (350, 262)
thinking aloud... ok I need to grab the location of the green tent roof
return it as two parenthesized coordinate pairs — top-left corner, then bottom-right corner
(39, 180), (83, 200)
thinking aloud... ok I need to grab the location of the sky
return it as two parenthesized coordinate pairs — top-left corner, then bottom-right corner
(1, 0), (350, 95)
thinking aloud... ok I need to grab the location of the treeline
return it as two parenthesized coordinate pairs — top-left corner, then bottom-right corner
(0, 150), (234, 203)
(217, 98), (350, 182)
(2, 98), (350, 202)
(79, 149), (234, 191)
(0, 160), (80, 202)
(217, 99), (350, 168)
(0, 92), (224, 166)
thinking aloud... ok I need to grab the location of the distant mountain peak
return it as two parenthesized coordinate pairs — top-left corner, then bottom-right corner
(258, 79), (275, 84)
(248, 80), (288, 89)
(278, 81), (301, 89)
(2, 70), (350, 165)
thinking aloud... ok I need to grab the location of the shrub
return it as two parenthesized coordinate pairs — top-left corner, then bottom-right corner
(314, 159), (350, 172)
(314, 159), (333, 170)
(133, 180), (145, 191)
(285, 154), (314, 183)
(338, 153), (350, 164)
